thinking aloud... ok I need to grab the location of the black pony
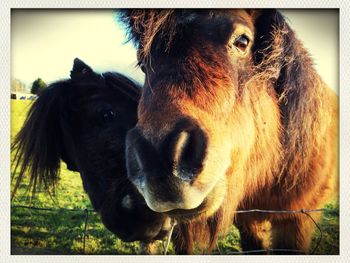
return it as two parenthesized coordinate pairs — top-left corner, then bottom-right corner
(12, 58), (169, 252)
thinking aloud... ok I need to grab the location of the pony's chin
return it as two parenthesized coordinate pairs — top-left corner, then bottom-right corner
(165, 199), (207, 220)
(165, 180), (226, 221)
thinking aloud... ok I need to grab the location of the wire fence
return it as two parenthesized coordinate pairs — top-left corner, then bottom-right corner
(11, 204), (337, 255)
(11, 204), (94, 254)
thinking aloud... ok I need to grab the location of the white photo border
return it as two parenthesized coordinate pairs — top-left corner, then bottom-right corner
(1, 1), (349, 263)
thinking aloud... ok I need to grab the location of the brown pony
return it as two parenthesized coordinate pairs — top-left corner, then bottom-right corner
(122, 9), (338, 254)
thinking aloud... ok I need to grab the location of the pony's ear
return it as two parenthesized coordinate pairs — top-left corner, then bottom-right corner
(70, 58), (94, 81)
(11, 81), (77, 199)
(250, 10), (288, 67)
(250, 9), (319, 95)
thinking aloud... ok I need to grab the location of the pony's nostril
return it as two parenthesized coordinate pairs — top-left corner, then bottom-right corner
(181, 129), (207, 171)
(168, 119), (208, 182)
(121, 194), (133, 210)
(173, 131), (190, 165)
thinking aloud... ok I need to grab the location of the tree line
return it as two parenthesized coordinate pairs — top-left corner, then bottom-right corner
(11, 78), (47, 95)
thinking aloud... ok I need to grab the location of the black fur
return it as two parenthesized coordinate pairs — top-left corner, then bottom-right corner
(12, 58), (168, 243)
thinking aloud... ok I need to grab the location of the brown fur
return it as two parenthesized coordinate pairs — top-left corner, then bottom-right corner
(122, 9), (338, 254)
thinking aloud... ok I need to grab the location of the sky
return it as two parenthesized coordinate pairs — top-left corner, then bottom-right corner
(11, 9), (338, 92)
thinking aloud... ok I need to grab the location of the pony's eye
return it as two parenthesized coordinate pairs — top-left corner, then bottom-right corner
(101, 109), (116, 123)
(234, 35), (250, 52)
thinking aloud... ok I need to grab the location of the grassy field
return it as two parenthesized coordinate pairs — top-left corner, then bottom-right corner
(10, 100), (339, 255)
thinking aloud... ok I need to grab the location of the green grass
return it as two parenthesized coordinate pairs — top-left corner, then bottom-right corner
(11, 100), (339, 255)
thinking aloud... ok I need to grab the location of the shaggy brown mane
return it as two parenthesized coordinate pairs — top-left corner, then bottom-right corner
(120, 10), (177, 63)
